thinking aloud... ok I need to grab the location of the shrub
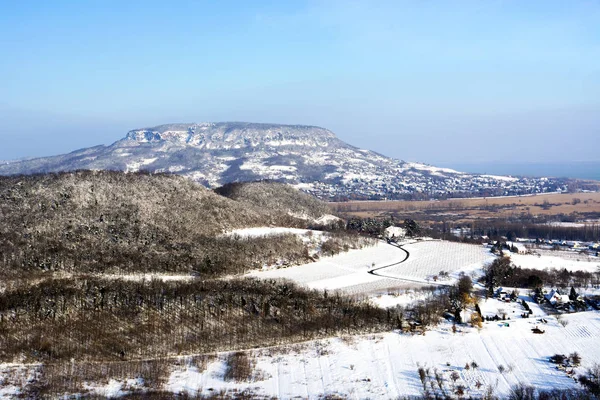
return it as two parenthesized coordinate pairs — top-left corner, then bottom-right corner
(569, 352), (581, 366)
(223, 352), (255, 382)
(549, 354), (566, 365)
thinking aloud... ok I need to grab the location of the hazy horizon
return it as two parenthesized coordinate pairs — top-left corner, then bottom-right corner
(1, 1), (599, 165)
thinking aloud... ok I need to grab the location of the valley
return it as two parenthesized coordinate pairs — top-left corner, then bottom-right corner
(1, 170), (599, 399)
(332, 192), (600, 223)
(4, 2), (599, 398)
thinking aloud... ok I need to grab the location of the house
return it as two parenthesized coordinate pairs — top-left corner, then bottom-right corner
(507, 241), (528, 254)
(384, 226), (406, 242)
(496, 287), (510, 302)
(544, 289), (571, 305)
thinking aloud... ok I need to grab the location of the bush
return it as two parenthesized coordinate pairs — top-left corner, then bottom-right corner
(549, 354), (566, 365)
(223, 352), (255, 382)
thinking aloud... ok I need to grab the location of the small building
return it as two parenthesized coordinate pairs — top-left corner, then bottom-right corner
(544, 289), (570, 305)
(496, 287), (510, 301)
(384, 226), (406, 241)
(508, 242), (528, 254)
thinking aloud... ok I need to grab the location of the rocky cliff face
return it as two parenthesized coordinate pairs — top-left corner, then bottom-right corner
(0, 122), (576, 199)
(125, 123), (341, 149)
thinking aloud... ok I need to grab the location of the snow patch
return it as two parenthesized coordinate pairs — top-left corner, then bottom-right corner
(126, 158), (158, 172)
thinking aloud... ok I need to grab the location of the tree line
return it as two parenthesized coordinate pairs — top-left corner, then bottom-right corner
(0, 277), (402, 363)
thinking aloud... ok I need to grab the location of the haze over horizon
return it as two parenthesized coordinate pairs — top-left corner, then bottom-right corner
(1, 1), (599, 166)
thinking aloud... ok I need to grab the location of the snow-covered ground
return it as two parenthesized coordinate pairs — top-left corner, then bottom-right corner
(382, 241), (494, 283)
(509, 252), (600, 273)
(92, 273), (195, 282)
(370, 290), (432, 308)
(85, 378), (145, 398)
(546, 221), (600, 228)
(0, 364), (34, 399)
(247, 240), (405, 295)
(249, 240), (495, 296)
(125, 157), (158, 172)
(223, 227), (324, 239)
(4, 307), (599, 398)
(163, 309), (600, 399)
(4, 237), (599, 399)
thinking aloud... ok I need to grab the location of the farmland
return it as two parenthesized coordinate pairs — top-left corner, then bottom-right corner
(248, 240), (495, 296)
(7, 304), (594, 399)
(332, 192), (600, 223)
(3, 235), (600, 398)
(162, 309), (600, 399)
(509, 251), (600, 273)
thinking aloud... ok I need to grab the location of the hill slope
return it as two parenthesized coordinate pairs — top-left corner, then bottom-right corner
(0, 122), (583, 199)
(0, 170), (332, 278)
(215, 181), (334, 222)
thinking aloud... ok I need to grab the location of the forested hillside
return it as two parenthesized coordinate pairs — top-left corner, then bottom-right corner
(215, 181), (335, 223)
(0, 171), (398, 397)
(0, 171), (335, 279)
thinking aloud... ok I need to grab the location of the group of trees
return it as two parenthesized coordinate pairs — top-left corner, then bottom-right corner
(483, 257), (600, 294)
(465, 221), (600, 243)
(346, 217), (420, 237)
(0, 277), (404, 363)
(0, 171), (365, 280)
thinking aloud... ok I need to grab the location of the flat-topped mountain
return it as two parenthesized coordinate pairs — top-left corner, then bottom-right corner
(125, 122), (341, 149)
(0, 122), (588, 199)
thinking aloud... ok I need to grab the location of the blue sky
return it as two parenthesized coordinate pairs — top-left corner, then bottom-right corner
(1, 0), (599, 164)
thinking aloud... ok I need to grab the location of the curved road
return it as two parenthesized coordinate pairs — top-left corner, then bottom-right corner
(367, 240), (452, 287)
(367, 241), (410, 278)
(367, 243), (410, 279)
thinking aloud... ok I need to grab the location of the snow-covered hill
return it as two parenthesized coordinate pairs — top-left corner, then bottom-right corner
(0, 122), (575, 199)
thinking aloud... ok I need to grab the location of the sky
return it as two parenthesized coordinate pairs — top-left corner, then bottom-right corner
(0, 0), (599, 165)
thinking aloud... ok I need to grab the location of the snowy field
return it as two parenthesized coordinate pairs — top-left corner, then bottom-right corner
(381, 241), (494, 283)
(223, 227), (325, 239)
(151, 308), (600, 398)
(4, 237), (600, 398)
(249, 240), (495, 296)
(4, 307), (599, 398)
(247, 240), (403, 294)
(509, 252), (600, 273)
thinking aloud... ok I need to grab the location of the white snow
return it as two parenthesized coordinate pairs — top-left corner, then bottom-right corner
(126, 157), (158, 172)
(223, 227), (323, 239)
(84, 378), (145, 398)
(481, 174), (519, 182)
(166, 310), (600, 399)
(382, 241), (495, 284)
(509, 253), (600, 273)
(95, 273), (195, 282)
(247, 241), (401, 293)
(341, 172), (380, 184)
(384, 226), (406, 238)
(370, 291), (430, 308)
(404, 162), (464, 175)
(248, 240), (494, 295)
(0, 364), (34, 399)
(167, 165), (186, 172)
(314, 214), (342, 225)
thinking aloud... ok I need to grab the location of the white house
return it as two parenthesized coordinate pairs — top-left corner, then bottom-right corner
(507, 241), (528, 254)
(384, 226), (406, 241)
(544, 289), (570, 305)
